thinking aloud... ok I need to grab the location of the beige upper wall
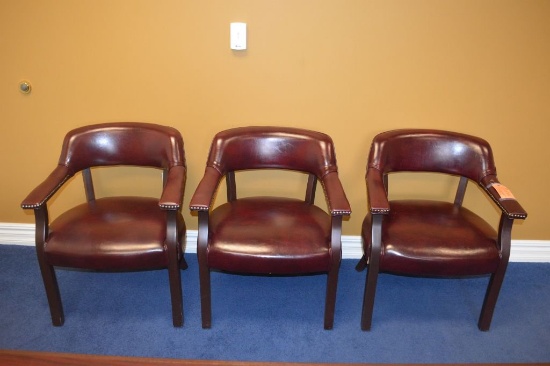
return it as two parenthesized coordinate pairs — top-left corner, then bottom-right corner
(1, 0), (549, 239)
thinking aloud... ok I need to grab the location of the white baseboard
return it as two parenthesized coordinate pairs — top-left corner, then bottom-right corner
(1, 223), (548, 262)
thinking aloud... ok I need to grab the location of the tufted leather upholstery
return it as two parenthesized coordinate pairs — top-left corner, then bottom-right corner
(190, 126), (351, 329)
(21, 122), (187, 327)
(357, 129), (527, 331)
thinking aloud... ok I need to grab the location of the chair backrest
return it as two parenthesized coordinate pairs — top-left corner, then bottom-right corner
(58, 122), (186, 173)
(368, 129), (497, 183)
(206, 126), (338, 178)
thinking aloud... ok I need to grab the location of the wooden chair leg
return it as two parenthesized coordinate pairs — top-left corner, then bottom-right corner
(361, 214), (382, 331)
(478, 215), (513, 331)
(324, 268), (340, 330)
(199, 264), (212, 329)
(37, 261), (64, 326)
(478, 265), (507, 331)
(168, 261), (183, 327)
(34, 208), (64, 326)
(355, 255), (367, 271)
(361, 265), (379, 331)
(179, 256), (189, 270)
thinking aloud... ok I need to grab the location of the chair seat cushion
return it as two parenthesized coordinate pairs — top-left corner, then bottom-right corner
(46, 197), (185, 270)
(362, 200), (499, 276)
(207, 197), (332, 274)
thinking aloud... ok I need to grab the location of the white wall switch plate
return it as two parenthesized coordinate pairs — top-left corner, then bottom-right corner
(230, 22), (247, 50)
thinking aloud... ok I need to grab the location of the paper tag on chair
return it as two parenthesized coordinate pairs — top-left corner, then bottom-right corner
(490, 183), (515, 200)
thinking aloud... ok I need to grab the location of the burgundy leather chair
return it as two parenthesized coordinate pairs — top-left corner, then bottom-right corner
(21, 122), (187, 327)
(356, 129), (527, 331)
(190, 126), (351, 329)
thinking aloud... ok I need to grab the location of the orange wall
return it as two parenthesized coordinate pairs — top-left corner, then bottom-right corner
(1, 0), (549, 238)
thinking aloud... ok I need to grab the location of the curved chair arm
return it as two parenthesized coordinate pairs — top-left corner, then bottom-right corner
(480, 176), (527, 220)
(321, 172), (351, 216)
(366, 168), (390, 215)
(189, 167), (224, 212)
(21, 165), (72, 209)
(160, 165), (186, 210)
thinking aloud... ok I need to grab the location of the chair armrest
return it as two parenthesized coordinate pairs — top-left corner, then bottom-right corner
(481, 176), (527, 220)
(366, 168), (390, 214)
(21, 165), (72, 209)
(189, 167), (223, 212)
(159, 165), (186, 210)
(321, 172), (351, 216)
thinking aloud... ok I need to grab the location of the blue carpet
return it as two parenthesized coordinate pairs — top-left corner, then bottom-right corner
(0, 244), (549, 363)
